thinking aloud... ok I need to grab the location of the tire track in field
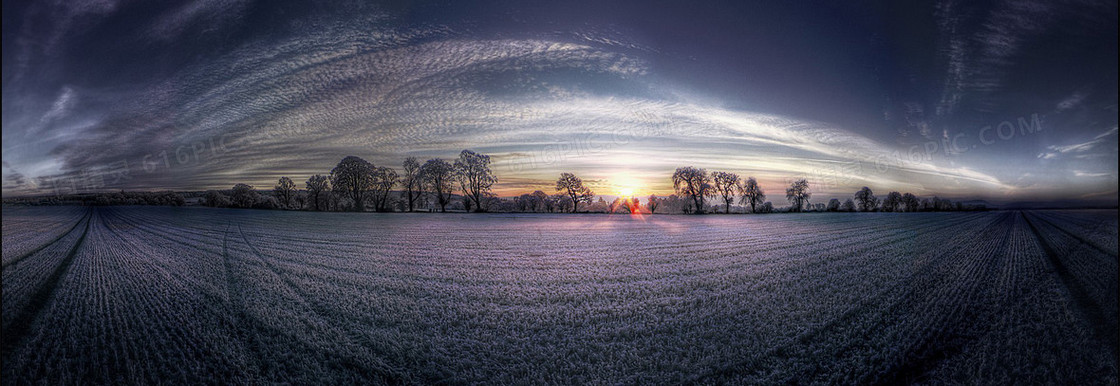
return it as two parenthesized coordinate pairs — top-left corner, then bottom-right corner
(687, 212), (999, 384)
(2, 208), (92, 269)
(0, 207), (93, 358)
(230, 223), (407, 384)
(865, 212), (1016, 385)
(1026, 211), (1117, 258)
(217, 221), (268, 382)
(1022, 211), (1118, 353)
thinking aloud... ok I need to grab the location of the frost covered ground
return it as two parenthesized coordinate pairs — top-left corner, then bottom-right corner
(2, 206), (1117, 384)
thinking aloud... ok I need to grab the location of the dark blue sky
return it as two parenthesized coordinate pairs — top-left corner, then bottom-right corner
(2, 0), (1116, 202)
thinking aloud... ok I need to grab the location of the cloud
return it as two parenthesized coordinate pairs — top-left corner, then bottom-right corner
(2, 161), (31, 194)
(1073, 170), (1111, 178)
(1094, 126), (1118, 140)
(15, 11), (1012, 197)
(146, 0), (251, 41)
(1056, 91), (1087, 112)
(2, 1), (1109, 201)
(1038, 126), (1118, 159)
(28, 86), (77, 135)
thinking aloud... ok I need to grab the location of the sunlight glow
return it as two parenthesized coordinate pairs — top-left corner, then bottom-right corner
(614, 174), (643, 198)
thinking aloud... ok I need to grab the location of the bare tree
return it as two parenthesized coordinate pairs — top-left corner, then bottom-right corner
(672, 166), (712, 214)
(331, 156), (375, 211)
(854, 186), (878, 212)
(711, 171), (742, 214)
(840, 198), (856, 212)
(555, 172), (595, 213)
(421, 158), (454, 212)
(785, 179), (810, 212)
(305, 174), (329, 211)
(402, 157), (422, 212)
(647, 194), (660, 213)
(368, 166), (398, 212)
(739, 177), (765, 213)
(274, 177), (295, 209)
(454, 150), (497, 212)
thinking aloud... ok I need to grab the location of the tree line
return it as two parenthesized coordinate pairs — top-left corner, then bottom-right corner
(205, 150), (499, 212)
(197, 154), (984, 214)
(662, 166), (983, 214)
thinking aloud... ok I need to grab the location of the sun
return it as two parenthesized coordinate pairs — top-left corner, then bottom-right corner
(614, 175), (643, 198)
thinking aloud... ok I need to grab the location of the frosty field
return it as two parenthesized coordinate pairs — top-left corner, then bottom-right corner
(2, 206), (1117, 384)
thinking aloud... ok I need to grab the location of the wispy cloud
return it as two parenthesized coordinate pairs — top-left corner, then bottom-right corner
(146, 0), (251, 41)
(1038, 126), (1118, 159)
(28, 86), (77, 135)
(2, 1), (1113, 201)
(1056, 91), (1087, 112)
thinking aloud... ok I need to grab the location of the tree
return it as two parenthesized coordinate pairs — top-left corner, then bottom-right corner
(827, 198), (841, 212)
(369, 166), (399, 212)
(759, 201), (774, 213)
(739, 177), (765, 213)
(543, 193), (559, 213)
(882, 191), (903, 212)
(854, 187), (878, 212)
(840, 198), (856, 212)
(231, 183), (259, 208)
(587, 196), (609, 213)
(785, 179), (811, 212)
(204, 190), (231, 208)
(305, 174), (329, 211)
(454, 150), (497, 212)
(647, 194), (660, 213)
(933, 196), (953, 211)
(421, 158), (454, 212)
(274, 177), (295, 209)
(530, 190), (550, 212)
(711, 171), (742, 214)
(555, 194), (573, 213)
(622, 197), (639, 213)
(402, 157), (422, 212)
(331, 156), (375, 211)
(516, 194), (534, 212)
(555, 172), (595, 213)
(292, 191), (307, 210)
(608, 197), (623, 213)
(902, 193), (920, 212)
(672, 166), (712, 214)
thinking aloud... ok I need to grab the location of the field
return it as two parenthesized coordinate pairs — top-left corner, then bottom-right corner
(2, 206), (1117, 384)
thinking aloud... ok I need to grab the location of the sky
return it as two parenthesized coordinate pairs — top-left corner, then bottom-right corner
(2, 0), (1117, 204)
